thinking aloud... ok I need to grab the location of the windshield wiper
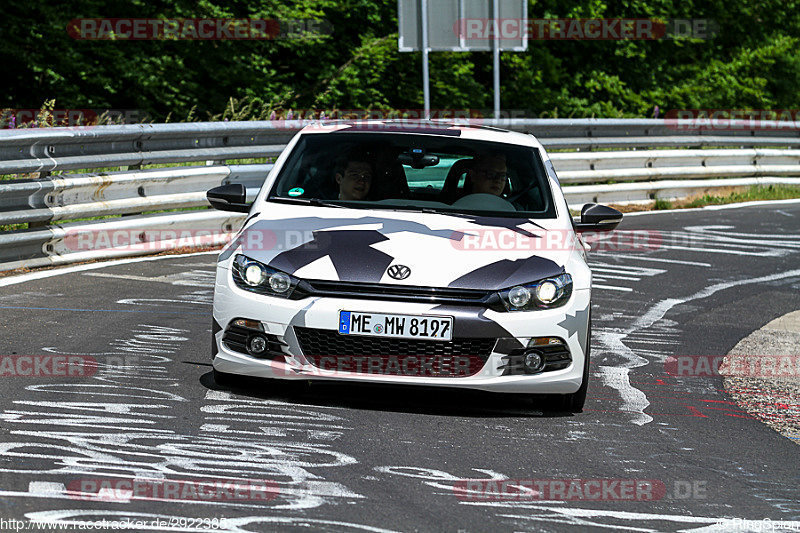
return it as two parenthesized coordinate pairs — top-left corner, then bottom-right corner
(268, 197), (345, 208)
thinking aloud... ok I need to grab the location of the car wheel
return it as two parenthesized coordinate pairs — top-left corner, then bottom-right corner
(213, 368), (237, 387)
(555, 309), (591, 413)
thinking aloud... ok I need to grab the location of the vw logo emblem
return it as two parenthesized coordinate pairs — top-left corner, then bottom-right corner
(387, 264), (411, 280)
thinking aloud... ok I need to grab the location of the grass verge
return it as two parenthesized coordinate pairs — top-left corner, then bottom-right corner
(608, 184), (800, 213)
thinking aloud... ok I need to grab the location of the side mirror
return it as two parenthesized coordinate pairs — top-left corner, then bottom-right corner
(574, 203), (623, 232)
(207, 184), (252, 213)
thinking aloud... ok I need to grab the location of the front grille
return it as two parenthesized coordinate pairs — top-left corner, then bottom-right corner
(294, 327), (496, 377)
(296, 280), (493, 306)
(232, 265), (495, 306)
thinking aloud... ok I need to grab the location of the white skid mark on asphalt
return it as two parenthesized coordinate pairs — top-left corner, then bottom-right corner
(0, 250), (217, 288)
(203, 389), (350, 411)
(596, 331), (652, 426)
(599, 267), (800, 426)
(631, 267), (800, 356)
(593, 274), (641, 281)
(13, 401), (174, 417)
(28, 481), (66, 495)
(589, 263), (667, 290)
(116, 290), (213, 306)
(204, 390), (233, 401)
(199, 387), (365, 510)
(377, 465), (800, 531)
(683, 225), (800, 241)
(645, 244), (779, 257)
(199, 424), (229, 432)
(589, 264), (667, 277)
(85, 270), (215, 287)
(593, 285), (633, 292)
(590, 253), (712, 267)
(651, 225), (800, 257)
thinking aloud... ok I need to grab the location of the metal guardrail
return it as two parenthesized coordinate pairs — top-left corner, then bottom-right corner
(0, 210), (245, 271)
(505, 118), (800, 150)
(0, 122), (294, 175)
(565, 177), (800, 206)
(1, 119), (799, 271)
(0, 164), (270, 225)
(2, 119), (800, 175)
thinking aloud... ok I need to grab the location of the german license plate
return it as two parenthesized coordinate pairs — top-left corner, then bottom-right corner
(338, 311), (453, 341)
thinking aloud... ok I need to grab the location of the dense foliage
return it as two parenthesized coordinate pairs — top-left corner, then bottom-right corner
(2, 0), (799, 121)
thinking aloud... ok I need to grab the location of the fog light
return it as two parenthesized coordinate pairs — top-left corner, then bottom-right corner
(523, 350), (544, 373)
(248, 335), (267, 355)
(269, 272), (291, 293)
(536, 280), (558, 303)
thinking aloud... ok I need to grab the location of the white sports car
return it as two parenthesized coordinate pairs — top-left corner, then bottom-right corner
(207, 120), (622, 411)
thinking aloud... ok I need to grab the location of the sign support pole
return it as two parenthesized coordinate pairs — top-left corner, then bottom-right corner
(421, 0), (431, 119)
(398, 0), (525, 120)
(492, 0), (500, 120)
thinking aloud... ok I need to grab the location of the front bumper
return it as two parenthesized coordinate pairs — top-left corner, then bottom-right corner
(212, 265), (591, 394)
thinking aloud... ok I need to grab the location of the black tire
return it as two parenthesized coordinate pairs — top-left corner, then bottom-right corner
(555, 309), (591, 413)
(213, 368), (237, 387)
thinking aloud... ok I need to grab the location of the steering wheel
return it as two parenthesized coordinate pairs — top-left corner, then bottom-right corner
(508, 181), (538, 203)
(451, 193), (516, 211)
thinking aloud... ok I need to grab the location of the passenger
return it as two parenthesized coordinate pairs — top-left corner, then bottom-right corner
(335, 157), (374, 201)
(466, 153), (508, 196)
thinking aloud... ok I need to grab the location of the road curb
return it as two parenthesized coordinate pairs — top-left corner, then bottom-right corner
(723, 310), (800, 444)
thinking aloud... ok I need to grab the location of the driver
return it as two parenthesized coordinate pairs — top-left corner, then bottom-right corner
(466, 153), (507, 196)
(335, 156), (374, 201)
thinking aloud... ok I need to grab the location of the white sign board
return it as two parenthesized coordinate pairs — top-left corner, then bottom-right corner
(399, 0), (527, 52)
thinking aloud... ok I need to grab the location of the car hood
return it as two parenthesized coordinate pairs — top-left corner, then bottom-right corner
(221, 204), (577, 291)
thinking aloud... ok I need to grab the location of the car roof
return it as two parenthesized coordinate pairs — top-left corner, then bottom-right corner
(297, 119), (545, 150)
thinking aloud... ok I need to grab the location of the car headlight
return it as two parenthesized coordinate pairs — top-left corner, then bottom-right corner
(498, 273), (572, 311)
(232, 254), (298, 298)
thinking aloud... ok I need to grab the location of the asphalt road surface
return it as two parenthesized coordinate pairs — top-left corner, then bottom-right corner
(1, 201), (799, 532)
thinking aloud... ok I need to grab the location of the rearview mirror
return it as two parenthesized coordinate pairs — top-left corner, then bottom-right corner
(207, 184), (252, 213)
(398, 149), (439, 169)
(574, 203), (623, 232)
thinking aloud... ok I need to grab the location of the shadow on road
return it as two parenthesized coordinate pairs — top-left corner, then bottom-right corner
(198, 370), (575, 419)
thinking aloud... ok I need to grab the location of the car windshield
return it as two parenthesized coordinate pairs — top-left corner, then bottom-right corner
(267, 132), (556, 218)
